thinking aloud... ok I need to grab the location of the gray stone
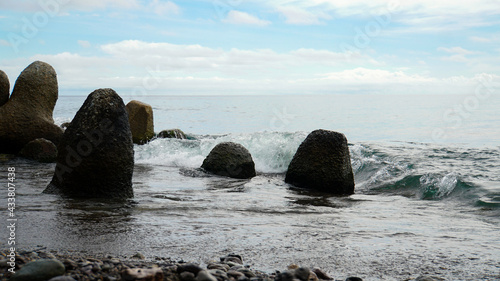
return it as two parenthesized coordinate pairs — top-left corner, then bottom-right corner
(201, 142), (256, 179)
(121, 267), (163, 281)
(44, 88), (134, 198)
(0, 69), (9, 107)
(285, 129), (355, 195)
(126, 100), (155, 144)
(19, 138), (57, 162)
(177, 263), (203, 275)
(180, 271), (196, 281)
(0, 61), (63, 154)
(415, 276), (445, 281)
(10, 259), (65, 281)
(196, 270), (218, 281)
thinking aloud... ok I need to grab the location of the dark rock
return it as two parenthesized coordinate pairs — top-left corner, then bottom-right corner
(0, 70), (9, 107)
(207, 263), (230, 272)
(61, 122), (71, 130)
(126, 100), (155, 144)
(312, 268), (332, 280)
(220, 255), (243, 265)
(0, 61), (64, 154)
(345, 278), (363, 281)
(201, 142), (256, 179)
(180, 271), (197, 281)
(177, 263), (203, 275)
(62, 259), (78, 270)
(276, 271), (295, 281)
(157, 129), (187, 139)
(294, 267), (310, 281)
(48, 277), (78, 281)
(19, 138), (57, 162)
(227, 270), (245, 279)
(121, 267), (163, 281)
(285, 129), (355, 195)
(10, 259), (65, 281)
(43, 88), (134, 198)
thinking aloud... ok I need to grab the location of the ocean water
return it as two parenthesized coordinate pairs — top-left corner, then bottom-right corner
(1, 94), (499, 280)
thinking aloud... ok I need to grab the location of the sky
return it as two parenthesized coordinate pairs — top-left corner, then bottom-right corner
(0, 0), (499, 96)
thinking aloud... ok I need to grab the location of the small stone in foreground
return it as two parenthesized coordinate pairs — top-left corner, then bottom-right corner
(10, 259), (65, 281)
(121, 267), (163, 281)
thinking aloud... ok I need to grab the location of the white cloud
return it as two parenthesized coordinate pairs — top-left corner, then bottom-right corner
(0, 39), (11, 47)
(0, 0), (140, 12)
(223, 10), (271, 26)
(469, 36), (492, 43)
(318, 67), (436, 84)
(276, 6), (332, 25)
(437, 47), (480, 63)
(3, 40), (497, 95)
(437, 47), (479, 55)
(149, 0), (180, 16)
(77, 40), (91, 48)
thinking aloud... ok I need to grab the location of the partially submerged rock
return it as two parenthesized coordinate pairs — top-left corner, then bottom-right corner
(0, 61), (63, 154)
(126, 100), (154, 144)
(44, 88), (134, 198)
(285, 129), (355, 195)
(201, 142), (256, 179)
(157, 128), (187, 139)
(19, 138), (57, 162)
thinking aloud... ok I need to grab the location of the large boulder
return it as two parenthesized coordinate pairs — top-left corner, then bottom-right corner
(0, 61), (63, 154)
(201, 142), (256, 179)
(126, 100), (154, 144)
(285, 129), (355, 195)
(44, 88), (134, 198)
(0, 70), (9, 107)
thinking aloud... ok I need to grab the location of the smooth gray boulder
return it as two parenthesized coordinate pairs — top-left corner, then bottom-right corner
(201, 142), (256, 179)
(10, 259), (65, 281)
(44, 88), (134, 198)
(285, 129), (355, 195)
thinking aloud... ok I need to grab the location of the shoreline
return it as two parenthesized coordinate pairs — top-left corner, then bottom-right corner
(0, 249), (446, 281)
(0, 248), (344, 281)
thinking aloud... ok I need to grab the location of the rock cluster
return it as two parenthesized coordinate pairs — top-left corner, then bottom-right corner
(0, 250), (367, 281)
(285, 129), (355, 195)
(44, 88), (134, 199)
(0, 61), (63, 154)
(202, 142), (256, 179)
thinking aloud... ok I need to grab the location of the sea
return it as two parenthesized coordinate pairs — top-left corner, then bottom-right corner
(1, 93), (499, 280)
